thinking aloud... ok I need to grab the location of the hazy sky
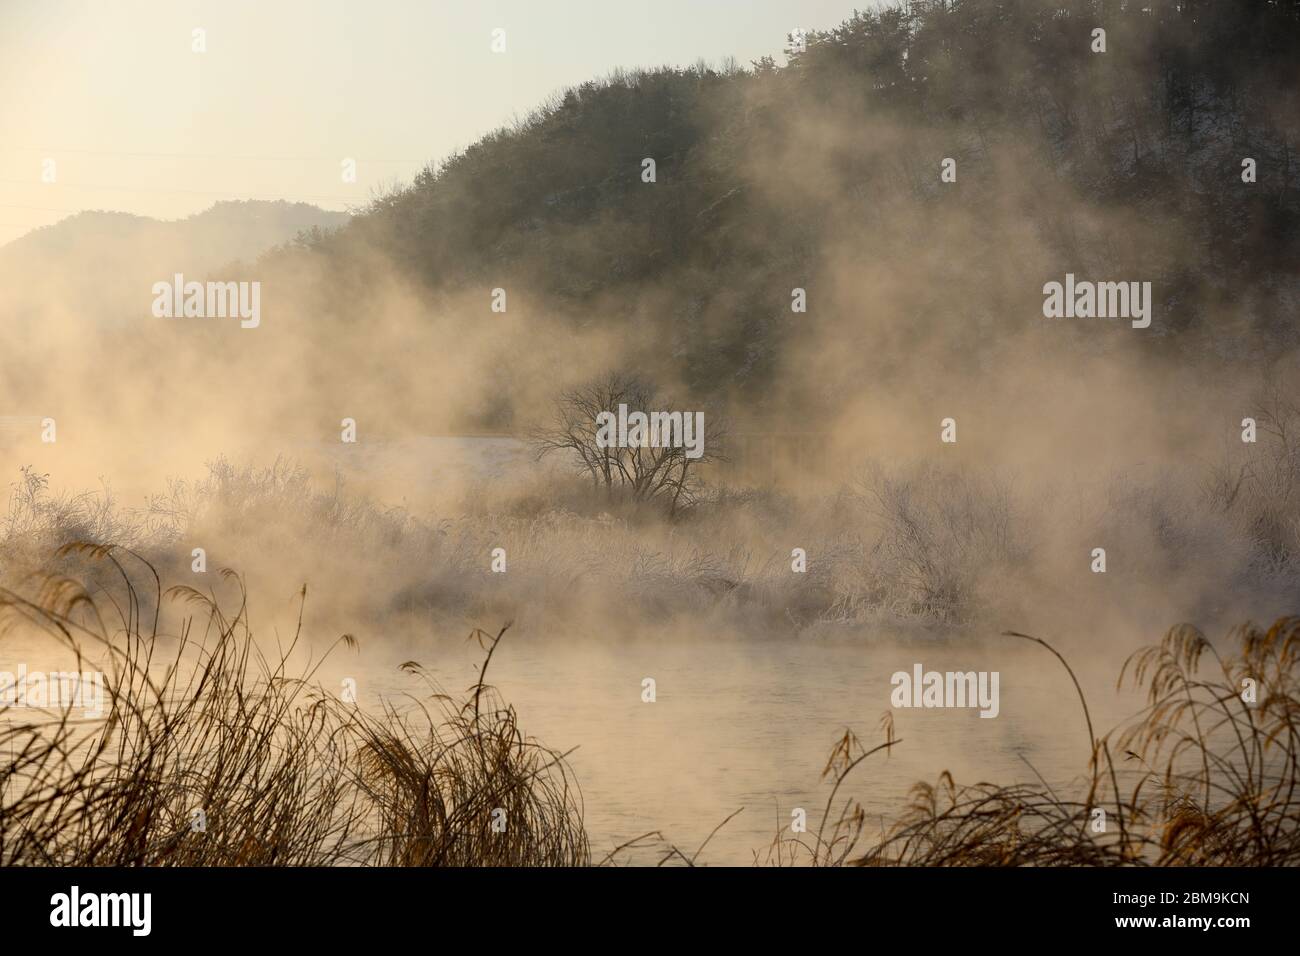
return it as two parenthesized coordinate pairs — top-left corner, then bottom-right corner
(0, 0), (864, 245)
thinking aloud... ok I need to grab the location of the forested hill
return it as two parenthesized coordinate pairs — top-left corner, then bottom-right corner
(273, 0), (1300, 411)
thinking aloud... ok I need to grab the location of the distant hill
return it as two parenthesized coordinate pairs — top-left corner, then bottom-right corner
(0, 200), (350, 321)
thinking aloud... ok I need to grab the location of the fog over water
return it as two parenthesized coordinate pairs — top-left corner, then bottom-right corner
(2, 0), (1298, 870)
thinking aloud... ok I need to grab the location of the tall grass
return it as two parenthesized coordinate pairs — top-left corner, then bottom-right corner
(0, 543), (587, 866)
(768, 618), (1300, 866)
(1204, 389), (1300, 576)
(855, 463), (1025, 623)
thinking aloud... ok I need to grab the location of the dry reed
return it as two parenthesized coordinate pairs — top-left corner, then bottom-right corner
(0, 542), (588, 866)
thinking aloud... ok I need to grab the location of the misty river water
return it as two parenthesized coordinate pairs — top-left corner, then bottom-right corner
(286, 438), (1133, 861)
(343, 633), (1138, 865)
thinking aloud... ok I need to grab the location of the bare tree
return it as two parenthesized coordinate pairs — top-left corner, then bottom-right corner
(531, 372), (726, 517)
